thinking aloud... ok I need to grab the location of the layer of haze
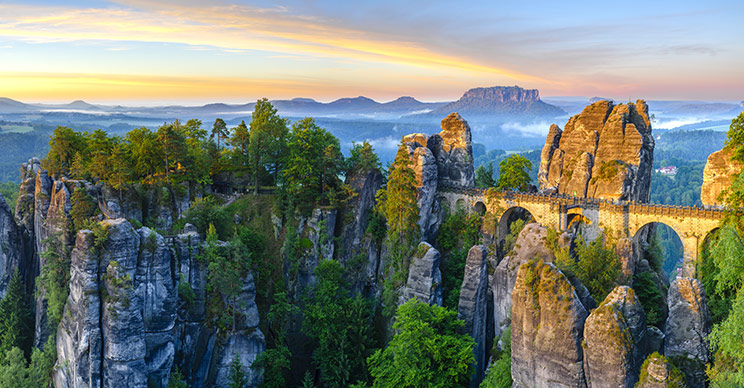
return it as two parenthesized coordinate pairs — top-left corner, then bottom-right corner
(0, 0), (742, 104)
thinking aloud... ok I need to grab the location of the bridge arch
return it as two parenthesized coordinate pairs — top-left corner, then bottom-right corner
(497, 206), (537, 240)
(632, 222), (684, 276)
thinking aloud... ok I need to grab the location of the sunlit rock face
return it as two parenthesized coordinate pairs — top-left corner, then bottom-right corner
(491, 223), (572, 338)
(539, 100), (654, 201)
(428, 112), (475, 188)
(511, 260), (588, 388)
(701, 146), (742, 206)
(583, 286), (648, 388)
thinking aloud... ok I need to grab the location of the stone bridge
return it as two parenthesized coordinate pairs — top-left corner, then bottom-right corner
(438, 185), (724, 275)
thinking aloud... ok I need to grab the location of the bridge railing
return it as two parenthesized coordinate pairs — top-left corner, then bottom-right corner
(437, 184), (725, 219)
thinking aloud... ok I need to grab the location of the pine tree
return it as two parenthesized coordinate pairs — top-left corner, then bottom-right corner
(0, 270), (33, 357)
(382, 143), (420, 254)
(228, 356), (247, 388)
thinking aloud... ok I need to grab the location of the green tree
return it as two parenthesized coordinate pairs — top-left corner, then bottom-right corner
(87, 129), (114, 182)
(230, 120), (250, 170)
(212, 118), (228, 150)
(166, 367), (189, 388)
(0, 271), (33, 357)
(380, 143), (419, 250)
(557, 234), (621, 303)
(43, 126), (89, 179)
(283, 118), (349, 213)
(228, 356), (247, 388)
(346, 141), (381, 175)
(38, 236), (70, 328)
(108, 140), (132, 201)
(496, 154), (532, 192)
(248, 99), (289, 193)
(126, 127), (162, 181)
(70, 188), (96, 232)
(201, 224), (243, 331)
(480, 327), (511, 388)
(303, 260), (374, 387)
(157, 122), (188, 184)
(475, 162), (496, 188)
(367, 298), (475, 387)
(253, 292), (295, 388)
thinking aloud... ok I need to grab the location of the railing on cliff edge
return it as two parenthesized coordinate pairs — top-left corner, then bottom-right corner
(436, 184), (725, 220)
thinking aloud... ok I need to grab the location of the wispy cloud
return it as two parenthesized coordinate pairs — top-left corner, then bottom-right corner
(0, 2), (546, 84)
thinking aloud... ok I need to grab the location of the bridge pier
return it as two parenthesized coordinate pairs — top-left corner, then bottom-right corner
(681, 235), (701, 278)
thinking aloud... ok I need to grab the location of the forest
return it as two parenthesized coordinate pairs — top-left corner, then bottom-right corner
(0, 100), (741, 387)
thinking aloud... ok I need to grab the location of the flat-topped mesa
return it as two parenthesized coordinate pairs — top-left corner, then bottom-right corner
(538, 100), (654, 201)
(701, 146), (743, 206)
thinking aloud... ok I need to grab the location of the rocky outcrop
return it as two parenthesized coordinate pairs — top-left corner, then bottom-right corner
(636, 353), (688, 388)
(54, 219), (264, 388)
(0, 193), (28, 297)
(399, 242), (442, 306)
(583, 286), (648, 388)
(403, 138), (441, 242)
(664, 277), (711, 387)
(338, 168), (384, 293)
(491, 223), (571, 336)
(511, 260), (588, 388)
(287, 208), (337, 300)
(538, 100), (654, 201)
(457, 245), (489, 387)
(701, 146), (742, 206)
(537, 124), (562, 189)
(429, 113), (475, 188)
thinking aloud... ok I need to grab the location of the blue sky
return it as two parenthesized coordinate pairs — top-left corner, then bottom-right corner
(0, 0), (741, 104)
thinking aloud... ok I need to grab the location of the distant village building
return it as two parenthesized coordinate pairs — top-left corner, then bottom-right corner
(655, 166), (677, 176)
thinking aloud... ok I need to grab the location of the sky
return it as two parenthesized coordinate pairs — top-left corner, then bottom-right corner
(0, 0), (742, 104)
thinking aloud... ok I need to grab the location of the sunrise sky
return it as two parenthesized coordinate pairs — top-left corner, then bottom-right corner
(1, 0), (742, 104)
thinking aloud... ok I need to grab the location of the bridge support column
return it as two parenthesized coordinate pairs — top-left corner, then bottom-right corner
(558, 204), (568, 231)
(681, 235), (701, 278)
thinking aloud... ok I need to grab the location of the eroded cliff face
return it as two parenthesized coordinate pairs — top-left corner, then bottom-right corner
(664, 277), (711, 387)
(402, 112), (475, 242)
(54, 220), (264, 388)
(511, 260), (588, 388)
(583, 286), (649, 388)
(701, 146), (742, 206)
(538, 100), (654, 201)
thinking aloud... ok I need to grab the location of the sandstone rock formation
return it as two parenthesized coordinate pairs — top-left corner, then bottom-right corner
(583, 286), (648, 388)
(288, 208), (337, 300)
(664, 277), (711, 387)
(429, 113), (475, 188)
(701, 146), (743, 206)
(491, 223), (571, 336)
(0, 193), (27, 297)
(53, 219), (264, 388)
(399, 242), (442, 306)
(338, 168), (384, 293)
(636, 353), (688, 388)
(511, 260), (588, 388)
(402, 113), (476, 241)
(538, 100), (654, 201)
(403, 136), (441, 241)
(457, 245), (489, 387)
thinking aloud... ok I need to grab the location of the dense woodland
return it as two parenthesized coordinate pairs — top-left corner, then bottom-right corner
(0, 101), (742, 387)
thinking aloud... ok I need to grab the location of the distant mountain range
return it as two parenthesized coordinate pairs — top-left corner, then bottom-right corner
(0, 86), (567, 121)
